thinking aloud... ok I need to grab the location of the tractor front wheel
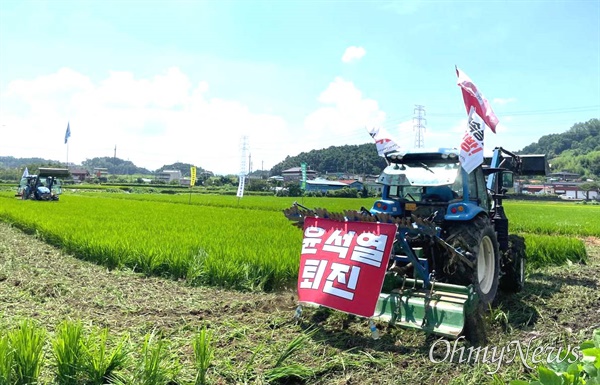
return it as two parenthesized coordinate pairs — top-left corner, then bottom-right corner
(446, 216), (500, 306)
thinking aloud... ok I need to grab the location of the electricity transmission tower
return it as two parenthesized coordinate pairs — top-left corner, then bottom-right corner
(413, 105), (427, 148)
(237, 136), (249, 198)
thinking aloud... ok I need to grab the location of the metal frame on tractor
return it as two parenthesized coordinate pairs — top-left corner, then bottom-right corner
(285, 147), (548, 341)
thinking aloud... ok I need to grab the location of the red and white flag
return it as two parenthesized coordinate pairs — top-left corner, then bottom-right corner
(367, 126), (401, 156)
(459, 106), (486, 174)
(456, 67), (499, 133)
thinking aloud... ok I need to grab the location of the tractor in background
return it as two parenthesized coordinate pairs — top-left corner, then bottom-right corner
(17, 168), (70, 201)
(284, 146), (548, 341)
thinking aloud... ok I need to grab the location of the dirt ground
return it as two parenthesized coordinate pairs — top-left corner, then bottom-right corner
(1, 221), (599, 384)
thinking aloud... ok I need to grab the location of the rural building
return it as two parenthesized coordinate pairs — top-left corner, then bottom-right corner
(269, 175), (284, 183)
(70, 169), (89, 182)
(305, 178), (364, 193)
(364, 181), (383, 194)
(362, 175), (384, 195)
(548, 171), (581, 182)
(93, 168), (109, 182)
(282, 167), (317, 182)
(552, 182), (598, 200)
(157, 170), (182, 183)
(519, 182), (598, 200)
(338, 179), (364, 190)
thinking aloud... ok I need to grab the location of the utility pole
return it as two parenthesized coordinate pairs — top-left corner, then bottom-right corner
(114, 145), (117, 159)
(248, 153), (252, 174)
(413, 105), (426, 148)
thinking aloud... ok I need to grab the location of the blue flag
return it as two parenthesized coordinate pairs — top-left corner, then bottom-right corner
(65, 122), (71, 144)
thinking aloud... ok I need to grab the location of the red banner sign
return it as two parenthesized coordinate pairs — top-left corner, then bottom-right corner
(297, 217), (397, 318)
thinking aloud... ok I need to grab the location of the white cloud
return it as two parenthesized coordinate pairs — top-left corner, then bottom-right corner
(302, 77), (385, 150)
(0, 67), (290, 174)
(341, 46), (366, 63)
(493, 97), (517, 106)
(0, 70), (391, 174)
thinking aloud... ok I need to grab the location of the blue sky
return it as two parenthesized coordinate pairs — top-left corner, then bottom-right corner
(1, 0), (598, 174)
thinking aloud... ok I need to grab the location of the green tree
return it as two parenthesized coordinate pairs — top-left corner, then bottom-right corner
(247, 178), (268, 191)
(285, 182), (302, 197)
(579, 181), (600, 200)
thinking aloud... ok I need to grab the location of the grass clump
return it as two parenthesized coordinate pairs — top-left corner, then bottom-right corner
(0, 331), (15, 385)
(122, 332), (179, 385)
(9, 320), (46, 385)
(81, 327), (129, 385)
(192, 325), (214, 385)
(52, 320), (85, 384)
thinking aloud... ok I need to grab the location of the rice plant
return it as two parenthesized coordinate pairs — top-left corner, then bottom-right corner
(524, 233), (588, 268)
(81, 327), (129, 385)
(192, 325), (214, 385)
(506, 201), (600, 237)
(0, 195), (303, 291)
(264, 329), (316, 383)
(0, 194), (595, 293)
(126, 332), (179, 385)
(8, 320), (46, 385)
(52, 320), (84, 385)
(76, 191), (375, 213)
(0, 332), (15, 385)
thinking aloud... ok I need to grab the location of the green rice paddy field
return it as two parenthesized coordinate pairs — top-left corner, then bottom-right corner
(0, 191), (596, 290)
(0, 191), (599, 384)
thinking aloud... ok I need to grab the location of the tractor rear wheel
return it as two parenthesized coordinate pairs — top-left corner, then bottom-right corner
(446, 216), (500, 306)
(499, 235), (526, 293)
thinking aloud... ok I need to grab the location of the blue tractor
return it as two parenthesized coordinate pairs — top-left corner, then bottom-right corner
(18, 168), (70, 201)
(285, 146), (548, 341)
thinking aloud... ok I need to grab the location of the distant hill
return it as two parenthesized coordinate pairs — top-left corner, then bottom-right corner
(519, 118), (599, 178)
(0, 156), (66, 181)
(0, 156), (215, 177)
(0, 156), (62, 169)
(81, 157), (151, 175)
(157, 162), (213, 177)
(519, 118), (599, 158)
(270, 118), (600, 180)
(269, 143), (387, 177)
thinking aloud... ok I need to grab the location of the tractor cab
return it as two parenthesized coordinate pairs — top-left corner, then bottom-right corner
(370, 148), (490, 224)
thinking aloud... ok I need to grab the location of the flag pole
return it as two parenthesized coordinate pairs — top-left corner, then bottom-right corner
(65, 121), (71, 169)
